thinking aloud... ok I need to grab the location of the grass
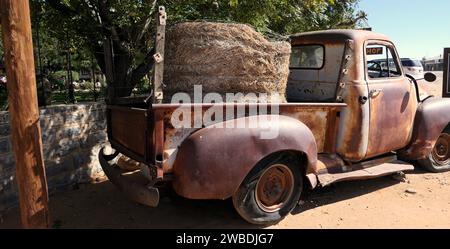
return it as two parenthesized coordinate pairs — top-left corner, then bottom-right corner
(51, 90), (104, 104)
(0, 89), (104, 110)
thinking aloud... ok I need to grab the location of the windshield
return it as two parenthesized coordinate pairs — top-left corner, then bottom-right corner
(401, 59), (422, 67)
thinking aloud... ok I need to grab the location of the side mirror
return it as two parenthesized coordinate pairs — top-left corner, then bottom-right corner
(424, 72), (437, 82)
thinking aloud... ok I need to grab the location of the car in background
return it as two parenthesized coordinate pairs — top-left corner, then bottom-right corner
(401, 58), (424, 80)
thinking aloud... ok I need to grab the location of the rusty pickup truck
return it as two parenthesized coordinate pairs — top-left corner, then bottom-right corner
(99, 26), (450, 225)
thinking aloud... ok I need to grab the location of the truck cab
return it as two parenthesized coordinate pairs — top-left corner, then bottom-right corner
(100, 29), (450, 225)
(288, 30), (418, 162)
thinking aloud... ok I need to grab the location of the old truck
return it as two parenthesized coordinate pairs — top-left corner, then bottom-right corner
(99, 8), (450, 225)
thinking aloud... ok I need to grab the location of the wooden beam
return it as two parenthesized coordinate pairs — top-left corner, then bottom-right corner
(0, 0), (50, 228)
(152, 6), (166, 104)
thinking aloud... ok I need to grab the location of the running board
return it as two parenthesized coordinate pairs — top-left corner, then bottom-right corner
(317, 162), (415, 187)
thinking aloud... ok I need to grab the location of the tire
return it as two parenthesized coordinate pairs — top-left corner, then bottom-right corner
(232, 153), (303, 225)
(417, 128), (450, 173)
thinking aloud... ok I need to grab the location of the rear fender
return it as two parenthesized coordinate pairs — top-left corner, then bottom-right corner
(399, 97), (450, 160)
(172, 115), (318, 200)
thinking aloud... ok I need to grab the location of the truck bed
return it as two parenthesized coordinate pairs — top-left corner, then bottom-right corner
(106, 102), (347, 172)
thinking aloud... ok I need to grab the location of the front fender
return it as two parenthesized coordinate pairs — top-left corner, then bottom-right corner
(399, 97), (450, 160)
(172, 115), (318, 200)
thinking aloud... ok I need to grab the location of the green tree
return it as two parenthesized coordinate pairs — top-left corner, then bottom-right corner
(0, 26), (6, 109)
(0, 27), (3, 67)
(42, 0), (367, 99)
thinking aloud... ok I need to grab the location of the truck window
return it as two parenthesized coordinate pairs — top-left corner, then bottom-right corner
(366, 44), (402, 79)
(290, 45), (324, 69)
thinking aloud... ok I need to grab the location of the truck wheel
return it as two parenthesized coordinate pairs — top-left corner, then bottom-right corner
(232, 154), (303, 225)
(418, 129), (450, 173)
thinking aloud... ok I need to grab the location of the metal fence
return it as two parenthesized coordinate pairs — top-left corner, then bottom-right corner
(0, 74), (151, 111)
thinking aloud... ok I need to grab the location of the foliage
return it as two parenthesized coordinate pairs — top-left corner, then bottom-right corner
(0, 91), (6, 111)
(0, 25), (3, 60)
(0, 27), (7, 110)
(48, 70), (79, 91)
(159, 0), (367, 34)
(52, 89), (105, 104)
(36, 0), (367, 99)
(0, 27), (3, 62)
(50, 70), (80, 81)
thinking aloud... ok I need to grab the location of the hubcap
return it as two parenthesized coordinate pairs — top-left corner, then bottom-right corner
(432, 133), (450, 166)
(255, 164), (294, 213)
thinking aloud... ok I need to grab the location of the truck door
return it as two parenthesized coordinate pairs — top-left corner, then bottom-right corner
(364, 41), (417, 158)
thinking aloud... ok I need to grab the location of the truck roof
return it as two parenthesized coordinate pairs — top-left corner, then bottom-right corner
(290, 29), (391, 44)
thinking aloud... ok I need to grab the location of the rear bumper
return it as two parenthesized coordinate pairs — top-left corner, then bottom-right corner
(98, 147), (160, 207)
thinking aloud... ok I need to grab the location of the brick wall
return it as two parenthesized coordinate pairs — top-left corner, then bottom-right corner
(0, 103), (108, 212)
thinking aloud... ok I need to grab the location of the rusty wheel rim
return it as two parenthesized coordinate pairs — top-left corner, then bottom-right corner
(255, 164), (294, 213)
(432, 133), (450, 166)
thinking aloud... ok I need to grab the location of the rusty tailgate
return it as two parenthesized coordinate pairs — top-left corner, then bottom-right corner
(107, 105), (150, 162)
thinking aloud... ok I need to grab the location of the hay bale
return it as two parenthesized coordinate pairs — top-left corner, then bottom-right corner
(163, 22), (291, 103)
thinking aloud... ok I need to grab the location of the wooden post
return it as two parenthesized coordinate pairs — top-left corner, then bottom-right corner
(444, 48), (450, 98)
(152, 6), (166, 104)
(0, 0), (50, 228)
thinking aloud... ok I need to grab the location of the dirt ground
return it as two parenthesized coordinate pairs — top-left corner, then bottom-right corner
(1, 168), (449, 229)
(0, 72), (448, 229)
(419, 71), (444, 97)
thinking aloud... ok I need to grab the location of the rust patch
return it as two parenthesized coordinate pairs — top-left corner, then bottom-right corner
(399, 97), (450, 159)
(171, 115), (319, 200)
(336, 84), (368, 161)
(365, 77), (417, 158)
(316, 154), (345, 174)
(155, 103), (346, 174)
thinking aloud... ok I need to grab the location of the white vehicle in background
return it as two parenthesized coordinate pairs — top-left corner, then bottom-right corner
(401, 58), (424, 80)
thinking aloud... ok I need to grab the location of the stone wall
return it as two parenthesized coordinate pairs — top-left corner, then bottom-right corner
(0, 103), (108, 212)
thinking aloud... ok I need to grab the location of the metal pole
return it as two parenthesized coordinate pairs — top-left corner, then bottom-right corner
(91, 54), (97, 101)
(66, 30), (74, 103)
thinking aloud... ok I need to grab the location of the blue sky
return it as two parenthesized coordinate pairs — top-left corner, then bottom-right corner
(358, 0), (450, 59)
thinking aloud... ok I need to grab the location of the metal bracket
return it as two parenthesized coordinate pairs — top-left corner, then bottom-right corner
(335, 39), (354, 102)
(158, 6), (166, 26)
(153, 53), (163, 63)
(154, 91), (163, 100)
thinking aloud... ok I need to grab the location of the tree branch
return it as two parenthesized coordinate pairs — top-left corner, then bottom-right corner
(47, 0), (78, 16)
(136, 0), (158, 43)
(130, 48), (155, 86)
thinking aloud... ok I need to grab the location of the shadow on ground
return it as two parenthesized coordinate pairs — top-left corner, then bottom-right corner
(0, 169), (422, 229)
(293, 174), (403, 215)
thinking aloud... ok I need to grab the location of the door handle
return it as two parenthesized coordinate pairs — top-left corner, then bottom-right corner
(369, 89), (383, 98)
